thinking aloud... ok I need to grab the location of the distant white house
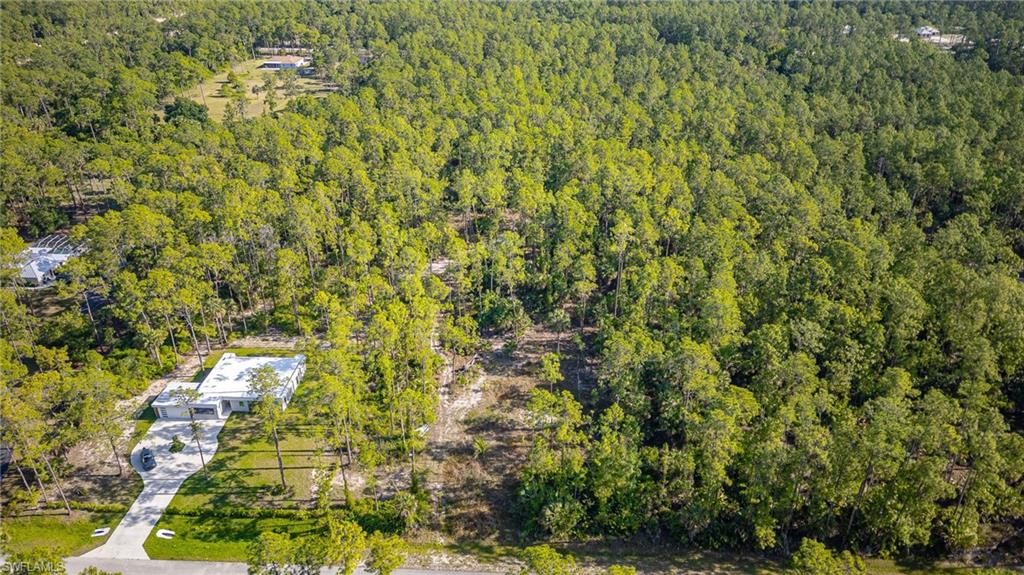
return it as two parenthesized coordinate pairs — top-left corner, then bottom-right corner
(152, 353), (306, 420)
(16, 234), (81, 286)
(259, 55), (309, 70)
(909, 25), (973, 51)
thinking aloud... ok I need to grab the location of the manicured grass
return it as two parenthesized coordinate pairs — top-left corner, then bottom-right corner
(182, 59), (332, 121)
(1, 512), (122, 556)
(171, 412), (323, 508)
(143, 513), (320, 561)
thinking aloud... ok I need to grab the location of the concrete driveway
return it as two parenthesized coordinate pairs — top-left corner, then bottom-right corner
(83, 417), (227, 560)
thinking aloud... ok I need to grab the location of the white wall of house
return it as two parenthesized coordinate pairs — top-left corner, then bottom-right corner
(154, 404), (190, 419)
(154, 402), (224, 419)
(226, 398), (252, 412)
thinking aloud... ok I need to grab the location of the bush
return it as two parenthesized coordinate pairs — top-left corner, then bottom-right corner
(788, 538), (864, 575)
(518, 545), (577, 575)
(367, 532), (406, 575)
(472, 437), (489, 459)
(391, 490), (425, 533)
(478, 292), (529, 337)
(164, 505), (309, 520)
(3, 547), (68, 575)
(3, 489), (40, 516)
(102, 347), (169, 388)
(164, 498), (404, 535)
(43, 501), (128, 514)
(344, 498), (403, 535)
(169, 435), (185, 453)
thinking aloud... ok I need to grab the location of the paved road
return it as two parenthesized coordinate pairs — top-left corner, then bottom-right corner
(83, 418), (227, 560)
(66, 557), (502, 575)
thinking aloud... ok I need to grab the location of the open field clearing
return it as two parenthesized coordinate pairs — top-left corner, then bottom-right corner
(182, 58), (333, 121)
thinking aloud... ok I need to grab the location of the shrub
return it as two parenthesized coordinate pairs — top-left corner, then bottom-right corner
(2, 489), (40, 516)
(43, 501), (128, 513)
(164, 505), (309, 520)
(169, 435), (185, 453)
(4, 547), (68, 575)
(539, 499), (585, 541)
(478, 292), (529, 337)
(472, 437), (489, 459)
(518, 545), (577, 575)
(367, 533), (406, 575)
(788, 538), (864, 575)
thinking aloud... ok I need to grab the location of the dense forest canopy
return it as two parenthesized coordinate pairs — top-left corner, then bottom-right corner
(2, 0), (1023, 565)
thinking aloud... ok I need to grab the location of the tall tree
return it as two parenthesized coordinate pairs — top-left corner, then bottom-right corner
(248, 365), (289, 489)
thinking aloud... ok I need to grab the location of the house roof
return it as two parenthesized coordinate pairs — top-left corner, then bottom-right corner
(152, 353), (306, 407)
(20, 253), (69, 282)
(263, 55), (307, 64)
(16, 234), (81, 283)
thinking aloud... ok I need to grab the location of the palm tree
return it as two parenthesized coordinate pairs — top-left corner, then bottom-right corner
(171, 387), (209, 479)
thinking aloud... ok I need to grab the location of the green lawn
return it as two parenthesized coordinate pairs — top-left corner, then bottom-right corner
(144, 513), (320, 561)
(1, 512), (122, 556)
(170, 411), (324, 509)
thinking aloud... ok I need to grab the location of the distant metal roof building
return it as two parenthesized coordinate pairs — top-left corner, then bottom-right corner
(916, 26), (940, 37)
(260, 55), (309, 69)
(17, 234), (81, 286)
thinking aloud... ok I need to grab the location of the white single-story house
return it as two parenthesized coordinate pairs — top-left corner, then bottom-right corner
(16, 234), (81, 286)
(151, 353), (307, 420)
(916, 25), (940, 38)
(20, 253), (68, 285)
(259, 55), (308, 70)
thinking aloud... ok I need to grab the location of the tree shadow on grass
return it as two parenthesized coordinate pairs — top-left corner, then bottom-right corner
(176, 514), (320, 546)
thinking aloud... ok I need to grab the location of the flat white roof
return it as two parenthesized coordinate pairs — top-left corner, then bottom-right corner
(153, 353), (306, 407)
(263, 55), (307, 64)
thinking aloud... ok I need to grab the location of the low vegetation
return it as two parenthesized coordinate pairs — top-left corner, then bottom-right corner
(0, 512), (122, 557)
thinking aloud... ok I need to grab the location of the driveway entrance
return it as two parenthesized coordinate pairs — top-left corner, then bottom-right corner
(83, 418), (227, 560)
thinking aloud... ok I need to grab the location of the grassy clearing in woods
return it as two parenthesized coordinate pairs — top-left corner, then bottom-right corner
(182, 59), (332, 121)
